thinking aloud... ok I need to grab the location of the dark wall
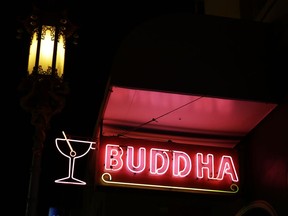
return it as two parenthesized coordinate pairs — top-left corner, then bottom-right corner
(82, 187), (243, 216)
(244, 103), (288, 215)
(109, 13), (281, 103)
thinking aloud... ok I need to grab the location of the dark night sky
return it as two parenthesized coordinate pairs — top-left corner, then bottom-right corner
(8, 1), (201, 215)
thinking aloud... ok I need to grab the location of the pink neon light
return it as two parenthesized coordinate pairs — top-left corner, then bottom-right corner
(172, 151), (191, 177)
(150, 148), (170, 175)
(103, 144), (239, 182)
(126, 146), (146, 173)
(196, 153), (215, 179)
(216, 155), (239, 182)
(105, 144), (123, 171)
(97, 137), (240, 193)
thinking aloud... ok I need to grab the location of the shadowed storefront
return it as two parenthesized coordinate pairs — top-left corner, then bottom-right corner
(79, 13), (287, 216)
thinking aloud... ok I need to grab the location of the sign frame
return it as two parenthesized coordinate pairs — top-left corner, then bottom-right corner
(95, 136), (240, 194)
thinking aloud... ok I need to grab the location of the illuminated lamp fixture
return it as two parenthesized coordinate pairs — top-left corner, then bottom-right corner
(18, 7), (78, 216)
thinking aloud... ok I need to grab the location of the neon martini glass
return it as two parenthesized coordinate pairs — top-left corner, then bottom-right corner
(54, 131), (95, 185)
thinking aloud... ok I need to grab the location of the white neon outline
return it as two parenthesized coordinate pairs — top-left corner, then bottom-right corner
(150, 148), (170, 175)
(126, 146), (146, 173)
(101, 173), (239, 194)
(216, 155), (239, 182)
(196, 153), (215, 179)
(172, 151), (192, 177)
(104, 144), (124, 171)
(54, 135), (96, 185)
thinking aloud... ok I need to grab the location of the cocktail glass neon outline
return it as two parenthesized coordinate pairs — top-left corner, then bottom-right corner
(55, 131), (96, 185)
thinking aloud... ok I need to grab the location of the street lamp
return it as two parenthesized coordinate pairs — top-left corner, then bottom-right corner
(18, 8), (77, 216)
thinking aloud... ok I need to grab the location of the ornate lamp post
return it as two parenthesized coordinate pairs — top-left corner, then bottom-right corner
(18, 8), (77, 216)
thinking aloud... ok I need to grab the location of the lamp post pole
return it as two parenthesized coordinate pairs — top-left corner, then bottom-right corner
(20, 74), (68, 216)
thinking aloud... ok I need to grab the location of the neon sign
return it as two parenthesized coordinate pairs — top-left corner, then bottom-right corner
(54, 131), (96, 185)
(96, 137), (240, 194)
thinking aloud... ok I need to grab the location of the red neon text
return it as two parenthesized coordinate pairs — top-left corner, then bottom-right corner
(104, 144), (239, 182)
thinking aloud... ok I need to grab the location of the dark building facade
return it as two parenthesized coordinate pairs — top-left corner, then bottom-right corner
(80, 11), (287, 216)
(12, 1), (287, 216)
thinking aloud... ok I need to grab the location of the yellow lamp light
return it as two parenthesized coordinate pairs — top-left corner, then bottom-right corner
(27, 24), (66, 79)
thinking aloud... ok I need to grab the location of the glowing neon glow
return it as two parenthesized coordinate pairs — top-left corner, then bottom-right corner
(101, 173), (239, 194)
(173, 151), (192, 177)
(96, 137), (240, 194)
(216, 155), (239, 182)
(196, 153), (215, 179)
(55, 131), (96, 185)
(127, 146), (146, 173)
(196, 153), (239, 181)
(150, 148), (170, 175)
(105, 144), (123, 171)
